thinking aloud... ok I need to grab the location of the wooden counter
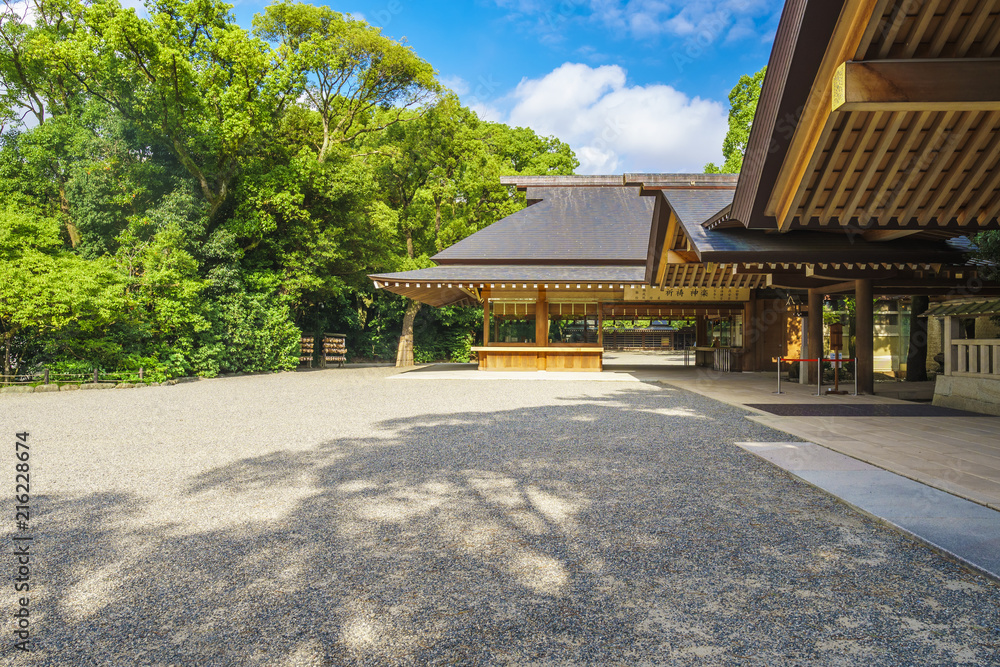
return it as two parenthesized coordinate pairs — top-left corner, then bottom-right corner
(471, 346), (603, 371)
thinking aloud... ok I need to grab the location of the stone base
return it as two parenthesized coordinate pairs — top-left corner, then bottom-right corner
(933, 375), (1000, 416)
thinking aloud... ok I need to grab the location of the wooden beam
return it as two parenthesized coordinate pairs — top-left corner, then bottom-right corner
(655, 210), (679, 288)
(767, 0), (880, 232)
(666, 250), (693, 264)
(768, 275), (856, 292)
(861, 229), (921, 242)
(833, 59), (1000, 113)
(806, 266), (899, 281)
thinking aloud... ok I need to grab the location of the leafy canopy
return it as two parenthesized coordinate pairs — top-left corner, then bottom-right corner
(705, 66), (766, 175)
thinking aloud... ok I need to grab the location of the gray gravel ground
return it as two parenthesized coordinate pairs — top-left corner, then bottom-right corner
(1, 367), (999, 666)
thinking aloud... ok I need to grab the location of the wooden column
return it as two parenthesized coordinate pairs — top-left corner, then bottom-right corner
(481, 289), (491, 345)
(943, 315), (961, 376)
(480, 289), (490, 370)
(535, 289), (548, 345)
(742, 297), (755, 371)
(597, 303), (604, 347)
(535, 289), (548, 370)
(856, 279), (874, 394)
(808, 288), (823, 384)
(696, 316), (708, 347)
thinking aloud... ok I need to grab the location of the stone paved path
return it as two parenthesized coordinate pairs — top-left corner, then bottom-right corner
(1, 368), (998, 665)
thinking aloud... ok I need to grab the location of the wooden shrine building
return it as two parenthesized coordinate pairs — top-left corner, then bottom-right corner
(371, 0), (1000, 393)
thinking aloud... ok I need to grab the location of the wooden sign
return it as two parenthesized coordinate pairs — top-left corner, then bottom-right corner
(625, 286), (751, 302)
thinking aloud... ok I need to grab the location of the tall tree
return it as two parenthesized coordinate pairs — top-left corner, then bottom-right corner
(41, 0), (286, 218)
(366, 100), (577, 366)
(253, 1), (440, 163)
(0, 203), (122, 376)
(705, 66), (766, 174)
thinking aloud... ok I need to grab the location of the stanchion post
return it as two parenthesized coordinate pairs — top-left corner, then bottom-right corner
(775, 358), (782, 394)
(854, 358), (858, 396)
(816, 358), (822, 397)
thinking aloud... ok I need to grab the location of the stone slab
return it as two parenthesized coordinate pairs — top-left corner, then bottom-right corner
(738, 441), (1000, 581)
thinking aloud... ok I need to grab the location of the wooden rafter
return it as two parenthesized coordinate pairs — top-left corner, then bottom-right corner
(942, 117), (1000, 224)
(833, 59), (1000, 113)
(924, 110), (1000, 219)
(899, 111), (978, 224)
(840, 112), (905, 223)
(877, 110), (956, 221)
(821, 110), (883, 223)
(767, 0), (883, 232)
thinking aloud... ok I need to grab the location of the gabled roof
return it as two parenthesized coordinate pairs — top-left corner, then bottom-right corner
(924, 298), (1000, 318)
(661, 189), (738, 231)
(731, 0), (1000, 236)
(652, 185), (971, 265)
(432, 186), (653, 265)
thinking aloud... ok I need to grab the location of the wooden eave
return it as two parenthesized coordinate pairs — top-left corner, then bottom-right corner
(733, 0), (1000, 235)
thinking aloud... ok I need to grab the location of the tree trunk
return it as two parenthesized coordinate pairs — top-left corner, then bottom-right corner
(906, 295), (929, 382)
(395, 300), (421, 367)
(434, 196), (442, 241)
(58, 177), (81, 248)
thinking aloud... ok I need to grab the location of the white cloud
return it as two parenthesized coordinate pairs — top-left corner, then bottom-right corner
(439, 75), (470, 96)
(503, 63), (727, 174)
(491, 0), (778, 44)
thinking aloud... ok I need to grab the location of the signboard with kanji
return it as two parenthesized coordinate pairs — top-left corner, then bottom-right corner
(624, 286), (751, 302)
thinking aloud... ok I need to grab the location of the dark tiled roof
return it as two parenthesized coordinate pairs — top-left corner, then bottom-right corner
(432, 187), (654, 264)
(660, 189), (969, 265)
(370, 264), (647, 284)
(625, 173), (740, 188)
(662, 189), (737, 232)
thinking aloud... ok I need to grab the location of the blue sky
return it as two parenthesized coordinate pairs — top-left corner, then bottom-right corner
(231, 0), (784, 174)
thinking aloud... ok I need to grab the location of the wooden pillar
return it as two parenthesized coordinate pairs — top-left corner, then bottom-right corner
(481, 288), (491, 346)
(536, 289), (548, 370)
(535, 289), (548, 346)
(943, 315), (961, 376)
(597, 303), (604, 347)
(856, 279), (874, 394)
(742, 297), (755, 369)
(808, 288), (823, 384)
(696, 316), (708, 347)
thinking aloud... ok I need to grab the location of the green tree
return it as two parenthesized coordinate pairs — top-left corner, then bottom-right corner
(253, 0), (440, 163)
(44, 0), (286, 218)
(705, 66), (766, 174)
(365, 99), (578, 366)
(0, 203), (123, 376)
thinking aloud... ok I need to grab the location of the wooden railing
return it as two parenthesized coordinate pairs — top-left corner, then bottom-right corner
(950, 339), (1000, 377)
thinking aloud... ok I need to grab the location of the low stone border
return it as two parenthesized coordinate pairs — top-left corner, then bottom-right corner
(0, 378), (186, 395)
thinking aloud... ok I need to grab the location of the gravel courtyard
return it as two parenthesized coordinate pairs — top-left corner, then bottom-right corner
(2, 367), (999, 666)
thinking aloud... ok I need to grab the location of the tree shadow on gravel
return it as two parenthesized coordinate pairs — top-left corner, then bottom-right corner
(6, 386), (1000, 666)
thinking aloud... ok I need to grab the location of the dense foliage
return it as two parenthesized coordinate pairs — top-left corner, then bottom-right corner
(0, 0), (577, 378)
(704, 66), (766, 175)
